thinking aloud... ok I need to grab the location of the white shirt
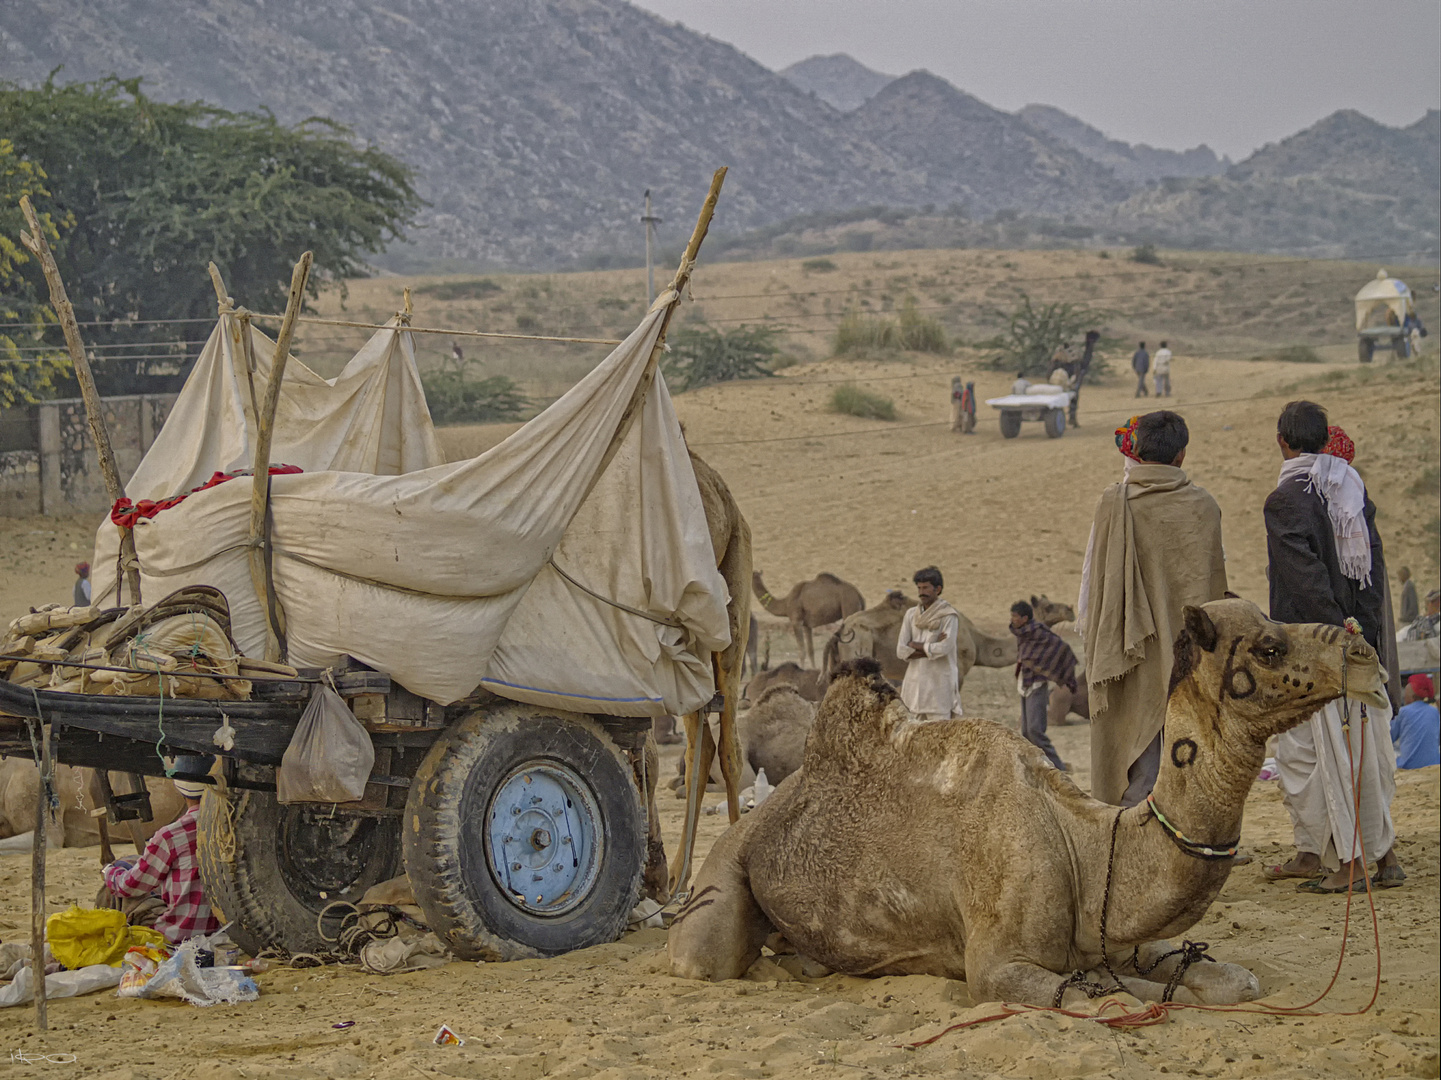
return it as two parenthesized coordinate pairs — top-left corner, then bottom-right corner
(1152, 348), (1172, 375)
(896, 605), (961, 718)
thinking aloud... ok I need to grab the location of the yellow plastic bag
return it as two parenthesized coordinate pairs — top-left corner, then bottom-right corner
(46, 907), (167, 969)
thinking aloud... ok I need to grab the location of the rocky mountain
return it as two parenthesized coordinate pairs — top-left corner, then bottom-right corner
(779, 54), (894, 112)
(841, 72), (1128, 218)
(1018, 104), (1227, 184)
(0, 7), (1434, 267)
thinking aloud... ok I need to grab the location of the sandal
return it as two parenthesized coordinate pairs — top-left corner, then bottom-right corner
(1372, 865), (1407, 889)
(1263, 863), (1321, 881)
(1297, 876), (1367, 894)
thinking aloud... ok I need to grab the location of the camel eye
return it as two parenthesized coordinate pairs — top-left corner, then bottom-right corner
(1251, 639), (1287, 665)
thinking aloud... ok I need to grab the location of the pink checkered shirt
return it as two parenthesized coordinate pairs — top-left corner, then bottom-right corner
(103, 805), (219, 943)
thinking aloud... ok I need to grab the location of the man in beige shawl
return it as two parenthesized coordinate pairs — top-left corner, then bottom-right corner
(897, 566), (962, 720)
(1079, 411), (1228, 805)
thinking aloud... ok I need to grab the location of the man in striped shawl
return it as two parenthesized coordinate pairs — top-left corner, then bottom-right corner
(1009, 600), (1076, 771)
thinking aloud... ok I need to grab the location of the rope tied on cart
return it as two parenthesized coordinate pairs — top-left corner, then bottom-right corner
(546, 557), (684, 627)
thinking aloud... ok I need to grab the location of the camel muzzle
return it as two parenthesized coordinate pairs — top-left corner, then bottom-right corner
(1341, 637), (1389, 709)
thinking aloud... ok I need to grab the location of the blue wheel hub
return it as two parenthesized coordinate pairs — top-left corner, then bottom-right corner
(485, 762), (603, 916)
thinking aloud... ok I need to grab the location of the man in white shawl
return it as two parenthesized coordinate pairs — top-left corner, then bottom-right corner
(1264, 403), (1404, 892)
(896, 566), (961, 720)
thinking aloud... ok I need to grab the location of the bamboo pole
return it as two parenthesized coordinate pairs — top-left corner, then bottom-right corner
(208, 263), (262, 429)
(18, 197), (142, 606)
(249, 252), (312, 662)
(30, 723), (51, 1031)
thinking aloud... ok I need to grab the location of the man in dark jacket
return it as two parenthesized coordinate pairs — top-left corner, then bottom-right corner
(1131, 342), (1150, 398)
(1264, 400), (1404, 892)
(1070, 329), (1100, 426)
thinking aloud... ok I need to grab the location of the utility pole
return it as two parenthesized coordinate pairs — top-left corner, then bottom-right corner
(641, 189), (662, 307)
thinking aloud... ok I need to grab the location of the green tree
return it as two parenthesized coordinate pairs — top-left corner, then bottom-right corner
(666, 324), (779, 391)
(992, 294), (1098, 377)
(0, 138), (71, 407)
(0, 76), (420, 394)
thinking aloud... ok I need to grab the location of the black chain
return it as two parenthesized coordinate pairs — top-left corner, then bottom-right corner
(1052, 969), (1114, 1008)
(1132, 940), (1215, 1002)
(1097, 808), (1128, 989)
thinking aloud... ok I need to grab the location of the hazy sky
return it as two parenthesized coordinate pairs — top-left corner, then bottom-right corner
(633, 0), (1441, 160)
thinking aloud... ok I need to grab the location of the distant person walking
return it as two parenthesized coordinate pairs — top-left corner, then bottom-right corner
(1071, 329), (1100, 427)
(1398, 565), (1419, 625)
(1009, 600), (1074, 771)
(897, 566), (962, 721)
(1131, 342), (1150, 398)
(73, 561), (91, 607)
(1152, 341), (1173, 397)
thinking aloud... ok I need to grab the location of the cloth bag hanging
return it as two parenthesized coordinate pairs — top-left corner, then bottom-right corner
(275, 684), (374, 803)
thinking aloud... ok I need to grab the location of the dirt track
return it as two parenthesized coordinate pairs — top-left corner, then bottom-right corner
(1, 276), (1438, 1078)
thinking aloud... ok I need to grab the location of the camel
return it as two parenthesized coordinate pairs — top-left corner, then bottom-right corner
(0, 760), (183, 856)
(655, 449), (752, 901)
(739, 685), (814, 786)
(1030, 595), (1075, 626)
(752, 571), (864, 667)
(669, 599), (1387, 1006)
(822, 592), (1016, 689)
(741, 662), (825, 706)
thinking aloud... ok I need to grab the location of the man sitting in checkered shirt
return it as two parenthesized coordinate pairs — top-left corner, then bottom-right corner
(102, 779), (220, 943)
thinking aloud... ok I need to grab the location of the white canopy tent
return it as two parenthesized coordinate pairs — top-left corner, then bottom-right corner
(91, 299), (730, 715)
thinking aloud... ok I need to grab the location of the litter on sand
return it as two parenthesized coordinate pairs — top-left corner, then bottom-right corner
(433, 1024), (466, 1046)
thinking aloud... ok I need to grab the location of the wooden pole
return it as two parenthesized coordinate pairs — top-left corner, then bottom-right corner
(208, 263), (261, 426)
(30, 723), (51, 1031)
(249, 252), (312, 662)
(18, 196), (142, 607)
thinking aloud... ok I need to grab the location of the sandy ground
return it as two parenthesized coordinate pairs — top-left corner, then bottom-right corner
(1, 261), (1439, 1077)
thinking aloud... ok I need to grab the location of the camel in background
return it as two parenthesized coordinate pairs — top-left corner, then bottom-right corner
(751, 571), (864, 667)
(0, 760), (183, 857)
(741, 662), (825, 706)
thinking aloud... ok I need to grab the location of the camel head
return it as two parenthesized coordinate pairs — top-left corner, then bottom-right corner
(805, 657), (905, 774)
(1166, 598), (1388, 757)
(1030, 595), (1075, 626)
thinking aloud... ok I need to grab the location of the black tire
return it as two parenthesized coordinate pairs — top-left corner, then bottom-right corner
(403, 704), (644, 962)
(999, 410), (1022, 439)
(197, 789), (402, 956)
(1358, 338), (1374, 363)
(1393, 335), (1409, 359)
(1044, 409), (1066, 438)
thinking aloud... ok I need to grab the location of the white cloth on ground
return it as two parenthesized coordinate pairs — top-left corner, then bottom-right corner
(897, 603), (960, 719)
(1276, 698), (1396, 867)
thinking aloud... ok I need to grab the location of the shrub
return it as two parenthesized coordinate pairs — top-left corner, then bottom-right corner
(515, 313), (541, 333)
(801, 257), (838, 273)
(897, 299), (947, 353)
(666, 324), (779, 391)
(830, 384), (895, 420)
(987, 293), (1098, 377)
(834, 311), (897, 356)
(1130, 243), (1162, 265)
(415, 278), (502, 301)
(421, 371), (528, 424)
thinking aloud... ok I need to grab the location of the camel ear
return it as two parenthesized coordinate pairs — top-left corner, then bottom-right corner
(1183, 606), (1218, 652)
(1030, 595), (1040, 607)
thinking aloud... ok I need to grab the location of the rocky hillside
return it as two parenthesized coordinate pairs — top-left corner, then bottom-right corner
(780, 54), (894, 112)
(841, 72), (1128, 218)
(1018, 104), (1227, 184)
(1, 5), (1435, 267)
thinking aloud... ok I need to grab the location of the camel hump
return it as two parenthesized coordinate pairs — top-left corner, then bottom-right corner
(754, 683), (808, 707)
(814, 572), (847, 585)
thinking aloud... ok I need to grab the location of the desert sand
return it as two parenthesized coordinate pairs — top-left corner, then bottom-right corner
(1, 249), (1438, 1078)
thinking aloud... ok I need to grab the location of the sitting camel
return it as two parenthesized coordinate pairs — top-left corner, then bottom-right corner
(0, 761), (183, 856)
(752, 571), (864, 668)
(741, 662), (825, 706)
(670, 599), (1387, 1006)
(822, 591), (1015, 688)
(740, 685), (814, 785)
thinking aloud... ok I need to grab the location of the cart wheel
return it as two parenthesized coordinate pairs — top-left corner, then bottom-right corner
(999, 410), (1022, 439)
(404, 704), (645, 961)
(197, 789), (402, 956)
(1044, 409), (1066, 438)
(1358, 338), (1373, 363)
(1393, 336), (1409, 359)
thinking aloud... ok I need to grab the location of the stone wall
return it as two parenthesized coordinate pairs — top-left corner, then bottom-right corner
(0, 394), (176, 516)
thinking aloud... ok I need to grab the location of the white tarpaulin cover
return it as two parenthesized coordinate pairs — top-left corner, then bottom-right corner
(91, 304), (729, 714)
